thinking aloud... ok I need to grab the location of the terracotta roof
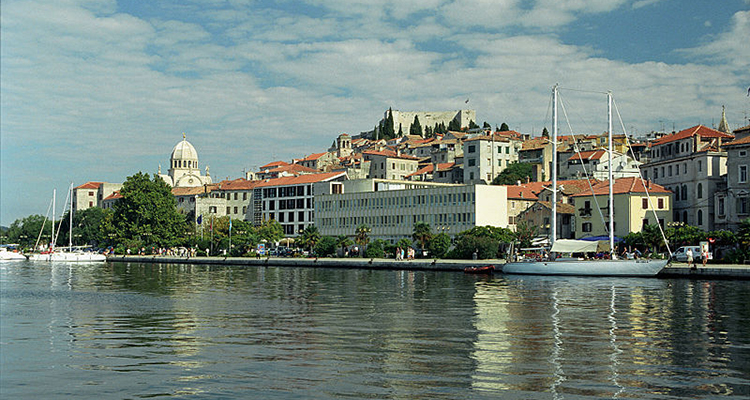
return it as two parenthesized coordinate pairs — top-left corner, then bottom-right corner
(103, 191), (122, 200)
(504, 185), (540, 201)
(571, 177), (671, 197)
(567, 150), (606, 161)
(260, 160), (290, 170)
(536, 201), (576, 214)
(301, 152), (328, 161)
(521, 137), (550, 150)
(254, 172), (347, 188)
(75, 182), (103, 190)
(217, 178), (260, 191)
(406, 163), (456, 177)
(723, 135), (750, 147)
(172, 186), (211, 196)
(653, 125), (734, 146)
(266, 163), (320, 175)
(363, 149), (419, 160)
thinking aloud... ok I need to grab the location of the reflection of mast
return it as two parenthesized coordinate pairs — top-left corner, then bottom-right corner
(608, 286), (625, 398)
(550, 288), (565, 399)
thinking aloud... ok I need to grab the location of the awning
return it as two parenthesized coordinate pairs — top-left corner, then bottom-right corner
(579, 235), (622, 242)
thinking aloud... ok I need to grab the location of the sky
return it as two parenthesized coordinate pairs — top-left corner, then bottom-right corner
(1, 0), (749, 226)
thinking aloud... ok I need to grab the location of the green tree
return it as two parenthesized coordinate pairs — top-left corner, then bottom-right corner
(112, 172), (187, 246)
(483, 121), (491, 130)
(257, 218), (283, 244)
(410, 115), (422, 137)
(491, 162), (534, 185)
(514, 221), (538, 249)
(448, 118), (461, 132)
(354, 224), (371, 257)
(542, 127), (549, 137)
(336, 235), (353, 256)
(738, 218), (750, 246)
(6, 214), (54, 249)
(59, 207), (112, 247)
(412, 222), (432, 252)
(468, 120), (479, 130)
(427, 233), (451, 258)
(298, 225), (321, 251)
(499, 122), (510, 131)
(665, 225), (705, 248)
(314, 236), (338, 257)
(365, 239), (386, 258)
(450, 235), (499, 260)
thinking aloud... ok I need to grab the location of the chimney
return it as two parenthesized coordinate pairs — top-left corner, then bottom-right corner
(526, 176), (530, 184)
(517, 180), (521, 186)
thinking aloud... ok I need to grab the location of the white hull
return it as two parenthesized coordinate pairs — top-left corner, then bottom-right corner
(28, 251), (106, 263)
(502, 258), (668, 277)
(0, 249), (27, 261)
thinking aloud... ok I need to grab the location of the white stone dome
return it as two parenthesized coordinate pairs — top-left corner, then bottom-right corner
(171, 136), (198, 161)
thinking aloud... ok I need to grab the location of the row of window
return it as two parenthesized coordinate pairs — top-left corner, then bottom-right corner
(263, 211), (314, 223)
(262, 185), (311, 199)
(319, 212), (475, 230)
(466, 144), (515, 154)
(717, 197), (749, 216)
(318, 192), (474, 212)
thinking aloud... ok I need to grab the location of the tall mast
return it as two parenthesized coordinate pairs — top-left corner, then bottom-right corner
(69, 182), (74, 251)
(608, 91), (615, 258)
(52, 189), (56, 251)
(551, 84), (558, 245)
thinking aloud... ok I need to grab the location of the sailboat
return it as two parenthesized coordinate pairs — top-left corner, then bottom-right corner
(503, 85), (669, 276)
(28, 184), (107, 263)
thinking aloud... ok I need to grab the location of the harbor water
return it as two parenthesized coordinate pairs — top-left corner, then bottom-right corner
(2, 260), (749, 399)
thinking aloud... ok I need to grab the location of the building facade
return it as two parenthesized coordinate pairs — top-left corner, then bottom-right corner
(714, 125), (750, 231)
(315, 179), (508, 243)
(158, 134), (213, 188)
(462, 133), (522, 184)
(72, 182), (122, 212)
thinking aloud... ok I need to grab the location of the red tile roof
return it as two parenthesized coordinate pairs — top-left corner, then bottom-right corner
(566, 150), (606, 161)
(571, 177), (671, 197)
(536, 201), (576, 214)
(301, 152), (328, 161)
(723, 135), (750, 147)
(260, 160), (290, 170)
(217, 178), (261, 191)
(406, 162), (455, 177)
(504, 185), (540, 201)
(172, 186), (211, 196)
(653, 125), (734, 146)
(255, 172), (347, 188)
(103, 191), (122, 200)
(75, 182), (103, 190)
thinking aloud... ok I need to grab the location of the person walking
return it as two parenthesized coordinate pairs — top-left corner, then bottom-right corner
(702, 248), (708, 267)
(686, 248), (694, 270)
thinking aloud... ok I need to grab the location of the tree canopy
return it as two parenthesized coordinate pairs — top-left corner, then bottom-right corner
(409, 115), (422, 137)
(491, 162), (534, 185)
(112, 172), (187, 247)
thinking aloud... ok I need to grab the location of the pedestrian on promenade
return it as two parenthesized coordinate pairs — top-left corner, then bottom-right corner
(702, 248), (708, 267)
(686, 248), (694, 269)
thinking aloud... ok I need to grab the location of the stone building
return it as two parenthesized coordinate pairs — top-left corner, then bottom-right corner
(158, 133), (213, 188)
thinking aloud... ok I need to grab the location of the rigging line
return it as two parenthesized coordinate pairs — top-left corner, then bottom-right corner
(612, 97), (672, 257)
(558, 91), (609, 232)
(558, 86), (609, 95)
(34, 197), (54, 251)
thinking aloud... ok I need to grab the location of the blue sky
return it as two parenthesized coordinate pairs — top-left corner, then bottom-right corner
(2, 0), (749, 226)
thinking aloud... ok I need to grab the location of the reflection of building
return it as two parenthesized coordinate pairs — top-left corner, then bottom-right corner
(315, 179), (508, 243)
(158, 133), (213, 188)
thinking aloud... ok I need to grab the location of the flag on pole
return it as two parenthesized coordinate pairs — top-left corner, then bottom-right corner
(197, 215), (203, 225)
(229, 218), (232, 232)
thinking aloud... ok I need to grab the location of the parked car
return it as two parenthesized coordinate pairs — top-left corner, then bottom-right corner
(671, 246), (711, 262)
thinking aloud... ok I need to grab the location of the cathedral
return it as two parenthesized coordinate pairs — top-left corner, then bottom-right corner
(158, 133), (212, 187)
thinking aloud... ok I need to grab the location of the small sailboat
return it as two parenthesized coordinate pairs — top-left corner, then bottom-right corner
(28, 184), (106, 263)
(503, 85), (668, 277)
(0, 245), (27, 261)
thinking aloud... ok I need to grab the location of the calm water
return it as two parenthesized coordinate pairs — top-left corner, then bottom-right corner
(1, 261), (749, 399)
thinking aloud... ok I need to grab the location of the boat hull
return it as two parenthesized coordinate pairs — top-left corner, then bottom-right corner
(28, 252), (106, 262)
(502, 259), (667, 277)
(0, 250), (27, 261)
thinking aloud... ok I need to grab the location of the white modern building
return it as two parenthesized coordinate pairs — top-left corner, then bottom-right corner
(253, 172), (348, 236)
(462, 133), (522, 184)
(315, 179), (508, 243)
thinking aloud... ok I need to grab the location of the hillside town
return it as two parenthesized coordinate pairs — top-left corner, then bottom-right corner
(69, 107), (749, 248)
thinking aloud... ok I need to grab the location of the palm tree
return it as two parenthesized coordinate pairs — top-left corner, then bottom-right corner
(412, 222), (432, 252)
(354, 224), (371, 257)
(336, 235), (353, 257)
(298, 225), (321, 251)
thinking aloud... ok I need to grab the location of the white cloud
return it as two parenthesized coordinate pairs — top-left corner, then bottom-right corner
(677, 10), (750, 70)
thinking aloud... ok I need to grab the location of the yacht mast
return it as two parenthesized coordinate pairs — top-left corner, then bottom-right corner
(608, 91), (615, 258)
(52, 189), (56, 252)
(551, 84), (558, 245)
(69, 182), (74, 251)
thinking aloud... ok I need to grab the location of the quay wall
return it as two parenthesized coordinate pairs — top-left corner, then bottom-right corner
(108, 256), (750, 279)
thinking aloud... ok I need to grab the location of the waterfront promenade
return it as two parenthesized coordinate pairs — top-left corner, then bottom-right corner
(109, 255), (750, 279)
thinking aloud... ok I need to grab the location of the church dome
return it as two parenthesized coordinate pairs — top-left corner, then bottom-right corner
(171, 134), (198, 161)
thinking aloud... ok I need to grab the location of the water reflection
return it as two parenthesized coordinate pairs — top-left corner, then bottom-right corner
(1, 262), (749, 399)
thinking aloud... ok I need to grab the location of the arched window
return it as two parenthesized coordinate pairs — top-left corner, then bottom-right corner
(683, 211), (688, 223)
(697, 209), (703, 225)
(682, 185), (687, 200)
(674, 211), (680, 222)
(697, 183), (703, 199)
(675, 186), (680, 201)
